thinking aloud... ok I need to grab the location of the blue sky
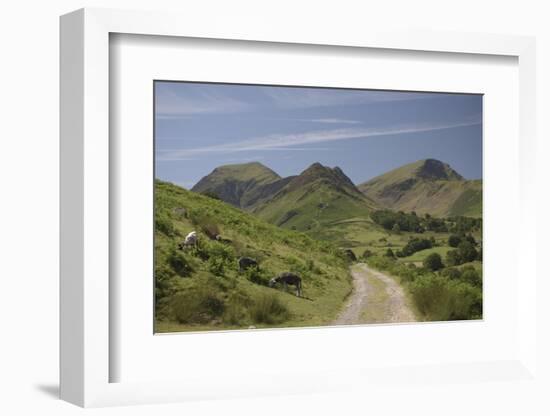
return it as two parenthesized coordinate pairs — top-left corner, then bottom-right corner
(155, 82), (482, 188)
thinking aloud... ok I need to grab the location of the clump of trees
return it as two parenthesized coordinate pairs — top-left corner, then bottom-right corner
(448, 233), (476, 248)
(395, 237), (434, 257)
(424, 214), (448, 232)
(446, 234), (481, 266)
(371, 210), (482, 235)
(448, 216), (482, 234)
(423, 253), (444, 271)
(371, 210), (424, 232)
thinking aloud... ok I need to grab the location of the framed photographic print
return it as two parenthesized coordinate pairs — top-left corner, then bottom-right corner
(60, 8), (538, 408)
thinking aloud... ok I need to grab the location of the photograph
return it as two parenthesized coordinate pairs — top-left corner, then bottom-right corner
(154, 81), (483, 333)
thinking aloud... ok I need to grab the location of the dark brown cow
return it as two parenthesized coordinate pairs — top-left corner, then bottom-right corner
(269, 272), (302, 297)
(238, 256), (258, 272)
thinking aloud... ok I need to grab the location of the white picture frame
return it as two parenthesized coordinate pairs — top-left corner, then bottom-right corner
(60, 8), (538, 408)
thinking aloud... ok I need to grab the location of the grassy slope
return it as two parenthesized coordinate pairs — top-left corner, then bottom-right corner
(256, 193), (462, 268)
(254, 181), (375, 229)
(359, 160), (482, 217)
(155, 180), (352, 332)
(194, 161), (281, 186)
(251, 163), (383, 255)
(448, 181), (482, 217)
(191, 162), (282, 208)
(398, 246), (452, 263)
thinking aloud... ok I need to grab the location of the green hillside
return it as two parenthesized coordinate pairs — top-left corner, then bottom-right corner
(191, 162), (290, 209)
(155, 180), (352, 332)
(187, 160), (482, 264)
(253, 163), (379, 232)
(358, 159), (482, 217)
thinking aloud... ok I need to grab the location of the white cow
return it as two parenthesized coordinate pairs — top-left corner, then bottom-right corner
(179, 231), (198, 249)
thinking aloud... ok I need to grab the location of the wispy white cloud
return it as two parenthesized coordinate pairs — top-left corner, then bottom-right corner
(305, 118), (363, 125)
(156, 114), (194, 120)
(257, 117), (363, 125)
(155, 83), (446, 118)
(155, 86), (250, 116)
(156, 116), (481, 161)
(263, 88), (437, 110)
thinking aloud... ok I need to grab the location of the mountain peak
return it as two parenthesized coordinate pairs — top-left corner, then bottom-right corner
(191, 161), (282, 208)
(414, 159), (464, 181)
(302, 162), (326, 173)
(287, 162), (359, 193)
(358, 159), (480, 217)
(211, 161), (279, 176)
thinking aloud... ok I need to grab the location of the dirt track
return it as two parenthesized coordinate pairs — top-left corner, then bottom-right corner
(332, 263), (417, 325)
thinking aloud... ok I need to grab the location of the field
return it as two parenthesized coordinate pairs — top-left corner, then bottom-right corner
(306, 216), (469, 266)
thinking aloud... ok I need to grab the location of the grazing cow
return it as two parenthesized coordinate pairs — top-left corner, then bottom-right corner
(269, 272), (302, 297)
(238, 256), (258, 272)
(178, 231), (197, 250)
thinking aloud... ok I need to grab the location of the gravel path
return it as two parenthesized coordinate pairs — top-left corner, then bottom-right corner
(333, 263), (417, 325)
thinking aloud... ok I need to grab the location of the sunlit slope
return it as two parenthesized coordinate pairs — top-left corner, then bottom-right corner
(253, 163), (379, 231)
(358, 159), (482, 217)
(191, 162), (289, 209)
(155, 180), (352, 332)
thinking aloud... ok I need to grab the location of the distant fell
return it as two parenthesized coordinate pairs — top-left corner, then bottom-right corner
(252, 162), (378, 231)
(191, 162), (283, 209)
(358, 159), (481, 217)
(414, 159), (464, 181)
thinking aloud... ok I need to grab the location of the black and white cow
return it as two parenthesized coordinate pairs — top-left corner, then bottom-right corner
(269, 272), (302, 297)
(178, 231), (197, 250)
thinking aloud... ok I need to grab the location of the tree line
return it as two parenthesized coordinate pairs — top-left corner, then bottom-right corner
(370, 209), (482, 234)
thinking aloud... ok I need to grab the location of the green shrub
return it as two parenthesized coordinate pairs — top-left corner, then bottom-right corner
(399, 237), (433, 257)
(244, 267), (270, 286)
(441, 267), (461, 280)
(155, 212), (176, 236)
(222, 291), (251, 325)
(167, 248), (193, 277)
(409, 274), (482, 321)
(250, 293), (290, 324)
(423, 253), (444, 271)
(207, 241), (234, 262)
(409, 274), (454, 321)
(362, 249), (373, 259)
(446, 249), (462, 266)
(154, 266), (180, 309)
(448, 234), (462, 247)
(367, 254), (482, 321)
(155, 262), (174, 282)
(448, 282), (482, 320)
(460, 267), (482, 287)
(458, 241), (478, 263)
(171, 286), (225, 324)
(446, 241), (478, 266)
(207, 257), (225, 276)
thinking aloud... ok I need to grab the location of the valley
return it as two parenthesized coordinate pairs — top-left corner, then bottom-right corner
(191, 159), (482, 263)
(155, 158), (483, 332)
